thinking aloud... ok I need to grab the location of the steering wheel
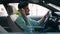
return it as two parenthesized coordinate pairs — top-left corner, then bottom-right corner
(42, 11), (59, 32)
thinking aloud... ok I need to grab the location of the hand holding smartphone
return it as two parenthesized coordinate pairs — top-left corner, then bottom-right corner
(21, 8), (29, 25)
(21, 8), (26, 16)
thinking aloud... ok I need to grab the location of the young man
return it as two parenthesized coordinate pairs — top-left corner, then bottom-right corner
(15, 1), (49, 32)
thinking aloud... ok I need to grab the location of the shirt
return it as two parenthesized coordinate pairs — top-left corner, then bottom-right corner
(15, 15), (40, 32)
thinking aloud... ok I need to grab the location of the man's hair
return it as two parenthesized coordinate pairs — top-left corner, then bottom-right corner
(18, 1), (28, 9)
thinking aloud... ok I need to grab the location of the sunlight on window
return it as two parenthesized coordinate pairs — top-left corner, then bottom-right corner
(8, 3), (19, 10)
(0, 4), (8, 17)
(28, 3), (49, 17)
(8, 3), (49, 17)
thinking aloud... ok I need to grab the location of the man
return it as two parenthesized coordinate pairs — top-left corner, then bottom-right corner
(15, 1), (49, 32)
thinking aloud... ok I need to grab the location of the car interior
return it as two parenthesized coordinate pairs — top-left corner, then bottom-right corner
(0, 0), (60, 33)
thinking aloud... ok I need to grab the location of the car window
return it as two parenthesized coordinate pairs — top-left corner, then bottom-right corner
(0, 4), (8, 17)
(8, 3), (50, 17)
(28, 3), (49, 17)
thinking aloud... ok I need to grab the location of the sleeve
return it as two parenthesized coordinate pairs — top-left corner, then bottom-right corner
(28, 17), (40, 26)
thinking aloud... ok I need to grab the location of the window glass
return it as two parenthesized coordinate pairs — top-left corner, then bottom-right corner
(0, 4), (8, 17)
(28, 3), (49, 17)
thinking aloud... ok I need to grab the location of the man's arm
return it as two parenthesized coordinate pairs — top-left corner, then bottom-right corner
(39, 11), (49, 25)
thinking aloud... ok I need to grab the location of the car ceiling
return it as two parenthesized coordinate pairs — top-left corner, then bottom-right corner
(0, 0), (60, 12)
(0, 0), (60, 6)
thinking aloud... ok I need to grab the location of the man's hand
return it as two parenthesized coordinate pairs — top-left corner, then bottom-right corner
(21, 8), (26, 16)
(39, 11), (49, 26)
(21, 8), (29, 25)
(44, 11), (49, 18)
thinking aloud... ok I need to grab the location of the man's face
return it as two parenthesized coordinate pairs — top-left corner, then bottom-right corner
(23, 6), (30, 15)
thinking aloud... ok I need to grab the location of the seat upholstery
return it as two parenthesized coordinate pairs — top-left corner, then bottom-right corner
(0, 25), (7, 32)
(6, 5), (23, 32)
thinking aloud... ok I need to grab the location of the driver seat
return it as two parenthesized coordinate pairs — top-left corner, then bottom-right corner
(6, 5), (23, 32)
